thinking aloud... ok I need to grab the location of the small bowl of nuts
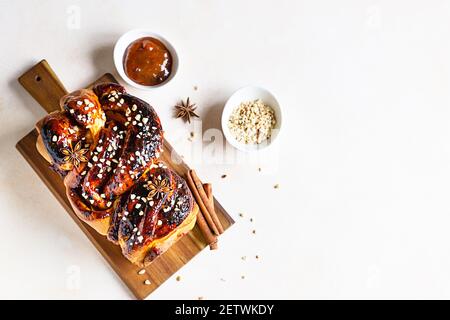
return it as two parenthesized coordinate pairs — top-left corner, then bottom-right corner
(222, 86), (282, 152)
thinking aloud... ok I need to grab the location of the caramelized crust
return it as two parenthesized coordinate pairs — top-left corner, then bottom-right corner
(93, 83), (164, 197)
(65, 171), (113, 236)
(35, 83), (196, 265)
(36, 111), (89, 174)
(108, 163), (198, 266)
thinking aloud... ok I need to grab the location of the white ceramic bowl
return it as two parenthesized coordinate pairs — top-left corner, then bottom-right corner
(221, 86), (282, 152)
(113, 29), (179, 90)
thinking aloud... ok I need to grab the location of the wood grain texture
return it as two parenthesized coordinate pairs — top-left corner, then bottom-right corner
(15, 60), (234, 299)
(18, 59), (67, 113)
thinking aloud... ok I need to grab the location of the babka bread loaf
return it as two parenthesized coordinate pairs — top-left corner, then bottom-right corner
(35, 83), (198, 266)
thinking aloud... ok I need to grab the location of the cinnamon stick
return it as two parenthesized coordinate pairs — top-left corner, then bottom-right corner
(186, 172), (220, 236)
(196, 208), (218, 250)
(203, 183), (218, 249)
(190, 170), (224, 234)
(203, 183), (221, 230)
(203, 183), (212, 200)
(187, 176), (218, 249)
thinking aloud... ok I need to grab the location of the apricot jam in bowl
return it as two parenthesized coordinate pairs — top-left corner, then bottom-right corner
(114, 29), (179, 89)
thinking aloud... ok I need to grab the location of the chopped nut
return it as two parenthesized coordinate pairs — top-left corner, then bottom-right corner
(228, 99), (276, 144)
(138, 269), (146, 275)
(144, 279), (151, 285)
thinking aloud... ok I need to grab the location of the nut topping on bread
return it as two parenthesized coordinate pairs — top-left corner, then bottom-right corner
(35, 83), (198, 266)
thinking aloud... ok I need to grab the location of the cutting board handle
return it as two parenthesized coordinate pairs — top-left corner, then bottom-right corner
(18, 59), (68, 113)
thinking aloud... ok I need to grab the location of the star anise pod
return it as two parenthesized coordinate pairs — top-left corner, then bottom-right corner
(145, 176), (172, 200)
(61, 141), (89, 169)
(174, 97), (199, 123)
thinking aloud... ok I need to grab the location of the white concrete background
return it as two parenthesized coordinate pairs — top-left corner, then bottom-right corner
(1, 0), (450, 299)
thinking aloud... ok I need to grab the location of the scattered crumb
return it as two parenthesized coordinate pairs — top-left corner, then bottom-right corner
(241, 256), (247, 261)
(258, 167), (262, 172)
(144, 279), (151, 285)
(241, 275), (245, 279)
(176, 275), (181, 281)
(252, 230), (256, 234)
(239, 213), (244, 218)
(221, 174), (227, 179)
(220, 278), (226, 282)
(256, 255), (260, 260)
(198, 296), (204, 300)
(194, 85), (198, 91)
(274, 184), (279, 189)
(190, 131), (195, 138)
(187, 137), (193, 142)
(138, 269), (146, 275)
(250, 218), (253, 222)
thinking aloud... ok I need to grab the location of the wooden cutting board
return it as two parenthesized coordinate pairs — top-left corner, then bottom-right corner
(15, 60), (234, 300)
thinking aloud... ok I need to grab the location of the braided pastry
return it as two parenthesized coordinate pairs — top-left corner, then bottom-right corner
(35, 83), (198, 266)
